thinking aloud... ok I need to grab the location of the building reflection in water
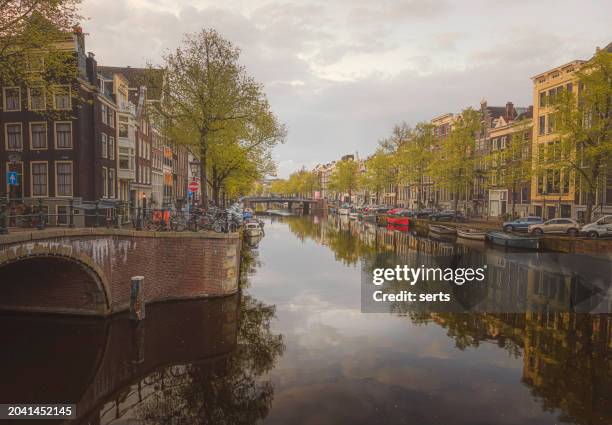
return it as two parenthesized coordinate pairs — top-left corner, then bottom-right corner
(282, 214), (612, 425)
(0, 241), (284, 425)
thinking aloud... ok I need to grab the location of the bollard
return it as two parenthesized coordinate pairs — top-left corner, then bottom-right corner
(130, 276), (145, 321)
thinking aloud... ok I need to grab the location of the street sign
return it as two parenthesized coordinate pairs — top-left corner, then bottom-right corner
(7, 171), (18, 186)
(188, 181), (200, 193)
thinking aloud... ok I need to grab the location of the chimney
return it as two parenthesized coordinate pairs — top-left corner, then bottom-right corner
(86, 52), (98, 85)
(505, 101), (515, 119)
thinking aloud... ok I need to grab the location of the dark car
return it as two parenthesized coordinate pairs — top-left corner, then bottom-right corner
(429, 210), (465, 222)
(502, 216), (543, 232)
(415, 208), (435, 218)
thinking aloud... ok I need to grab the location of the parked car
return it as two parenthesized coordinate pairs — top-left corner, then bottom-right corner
(415, 208), (435, 218)
(502, 216), (543, 232)
(581, 215), (612, 238)
(429, 210), (465, 222)
(528, 218), (580, 236)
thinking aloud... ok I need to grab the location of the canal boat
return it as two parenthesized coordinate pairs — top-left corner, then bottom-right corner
(338, 204), (351, 215)
(486, 231), (540, 250)
(386, 209), (411, 226)
(456, 228), (486, 241)
(244, 221), (264, 237)
(429, 224), (457, 236)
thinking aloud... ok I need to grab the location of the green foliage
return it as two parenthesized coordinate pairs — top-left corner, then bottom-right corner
(551, 48), (612, 221)
(362, 148), (394, 203)
(0, 1), (83, 116)
(429, 108), (480, 210)
(149, 29), (284, 206)
(267, 168), (319, 197)
(328, 159), (361, 200)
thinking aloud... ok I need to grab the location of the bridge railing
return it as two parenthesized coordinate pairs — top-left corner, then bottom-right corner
(0, 199), (238, 234)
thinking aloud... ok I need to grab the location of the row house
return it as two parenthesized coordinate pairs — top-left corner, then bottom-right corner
(0, 28), (118, 226)
(530, 51), (612, 220)
(475, 100), (530, 217)
(486, 108), (533, 218)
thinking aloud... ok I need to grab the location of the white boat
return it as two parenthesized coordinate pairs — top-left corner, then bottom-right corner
(349, 212), (359, 220)
(457, 228), (486, 241)
(244, 222), (263, 237)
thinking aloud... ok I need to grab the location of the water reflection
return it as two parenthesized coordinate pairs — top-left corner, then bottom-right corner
(273, 214), (612, 425)
(0, 241), (284, 425)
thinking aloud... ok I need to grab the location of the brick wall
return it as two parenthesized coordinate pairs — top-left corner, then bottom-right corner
(0, 229), (241, 315)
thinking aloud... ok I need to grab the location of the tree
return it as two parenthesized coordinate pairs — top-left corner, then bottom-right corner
(485, 118), (533, 218)
(552, 48), (612, 222)
(362, 148), (394, 204)
(401, 122), (435, 209)
(328, 159), (361, 203)
(429, 108), (480, 212)
(207, 107), (285, 205)
(150, 29), (271, 207)
(379, 123), (412, 206)
(0, 1), (83, 113)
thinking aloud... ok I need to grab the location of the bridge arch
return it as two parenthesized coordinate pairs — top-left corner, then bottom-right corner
(0, 243), (111, 315)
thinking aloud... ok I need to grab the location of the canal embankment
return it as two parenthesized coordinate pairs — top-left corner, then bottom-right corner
(411, 218), (612, 256)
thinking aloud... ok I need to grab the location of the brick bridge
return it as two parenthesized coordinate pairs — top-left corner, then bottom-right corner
(0, 295), (239, 423)
(0, 228), (241, 315)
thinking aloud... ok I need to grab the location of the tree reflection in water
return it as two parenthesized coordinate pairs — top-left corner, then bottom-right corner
(283, 214), (612, 425)
(134, 295), (284, 425)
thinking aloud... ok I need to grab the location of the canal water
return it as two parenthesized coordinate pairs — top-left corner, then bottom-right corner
(0, 215), (610, 424)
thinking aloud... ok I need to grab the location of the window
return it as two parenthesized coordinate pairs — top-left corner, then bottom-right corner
(28, 87), (45, 110)
(56, 161), (73, 196)
(119, 147), (130, 169)
(538, 144), (545, 163)
(537, 173), (544, 194)
(30, 122), (47, 149)
(5, 123), (23, 150)
(566, 82), (573, 93)
(119, 116), (128, 138)
(3, 87), (21, 111)
(102, 104), (108, 124)
(539, 91), (546, 107)
(101, 133), (108, 158)
(109, 136), (115, 160)
(31, 162), (48, 196)
(547, 114), (555, 133)
(108, 110), (115, 128)
(108, 169), (115, 198)
(562, 171), (570, 194)
(55, 122), (72, 149)
(53, 85), (71, 110)
(538, 116), (545, 136)
(27, 55), (45, 72)
(102, 167), (108, 198)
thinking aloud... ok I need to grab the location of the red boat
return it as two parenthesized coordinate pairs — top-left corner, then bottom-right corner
(386, 208), (411, 226)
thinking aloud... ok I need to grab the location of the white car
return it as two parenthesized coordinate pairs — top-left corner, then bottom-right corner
(581, 215), (612, 238)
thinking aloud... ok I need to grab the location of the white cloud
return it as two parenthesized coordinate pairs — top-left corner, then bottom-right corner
(81, 0), (612, 177)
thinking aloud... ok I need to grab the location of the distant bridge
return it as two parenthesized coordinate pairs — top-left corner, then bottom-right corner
(243, 196), (325, 214)
(0, 229), (241, 316)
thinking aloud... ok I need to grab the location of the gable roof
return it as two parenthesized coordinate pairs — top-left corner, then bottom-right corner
(97, 66), (163, 100)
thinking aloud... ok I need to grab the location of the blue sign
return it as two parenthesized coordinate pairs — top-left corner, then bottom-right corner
(7, 171), (18, 186)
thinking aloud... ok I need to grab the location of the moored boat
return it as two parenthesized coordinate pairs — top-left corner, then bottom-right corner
(456, 228), (486, 241)
(429, 224), (457, 235)
(486, 231), (540, 250)
(338, 204), (350, 215)
(244, 221), (264, 237)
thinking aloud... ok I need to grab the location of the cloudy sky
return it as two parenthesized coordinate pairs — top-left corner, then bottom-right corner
(81, 0), (611, 177)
